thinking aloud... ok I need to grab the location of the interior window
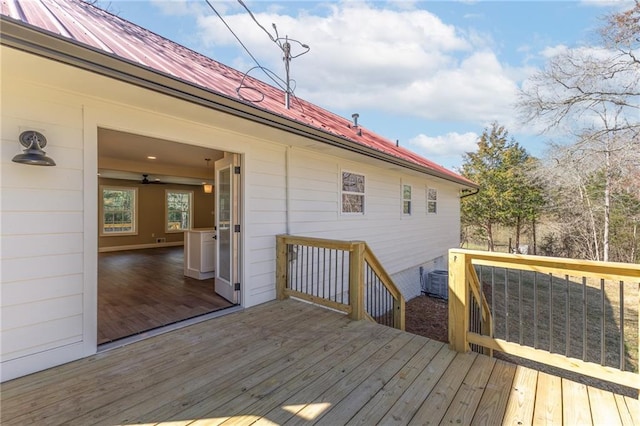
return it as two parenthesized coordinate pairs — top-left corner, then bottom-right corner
(101, 186), (137, 235)
(166, 190), (193, 232)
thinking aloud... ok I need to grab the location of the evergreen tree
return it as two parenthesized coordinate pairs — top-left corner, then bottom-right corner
(461, 123), (544, 252)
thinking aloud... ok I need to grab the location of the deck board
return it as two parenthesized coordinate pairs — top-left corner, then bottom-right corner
(407, 351), (478, 425)
(0, 299), (632, 425)
(588, 386), (622, 426)
(533, 372), (562, 425)
(562, 378), (593, 425)
(439, 354), (496, 425)
(345, 339), (444, 425)
(471, 359), (516, 425)
(503, 366), (538, 425)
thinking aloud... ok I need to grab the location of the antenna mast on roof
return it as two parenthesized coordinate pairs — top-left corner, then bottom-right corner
(272, 24), (310, 109)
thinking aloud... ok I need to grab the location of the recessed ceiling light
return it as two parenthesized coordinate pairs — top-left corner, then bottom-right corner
(147, 156), (157, 160)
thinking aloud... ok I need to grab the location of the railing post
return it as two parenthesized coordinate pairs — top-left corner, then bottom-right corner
(276, 235), (287, 300)
(449, 249), (469, 352)
(349, 242), (365, 321)
(394, 297), (405, 331)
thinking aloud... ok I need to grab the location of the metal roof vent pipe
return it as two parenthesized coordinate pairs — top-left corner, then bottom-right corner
(351, 113), (359, 128)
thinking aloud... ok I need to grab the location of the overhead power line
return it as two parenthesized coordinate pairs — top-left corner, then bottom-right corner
(204, 0), (310, 109)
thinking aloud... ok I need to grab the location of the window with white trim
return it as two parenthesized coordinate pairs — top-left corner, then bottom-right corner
(101, 186), (137, 235)
(341, 171), (365, 214)
(166, 190), (193, 232)
(402, 184), (412, 215)
(427, 187), (438, 214)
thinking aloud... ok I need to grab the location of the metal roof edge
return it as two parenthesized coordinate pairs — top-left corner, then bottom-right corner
(0, 16), (478, 190)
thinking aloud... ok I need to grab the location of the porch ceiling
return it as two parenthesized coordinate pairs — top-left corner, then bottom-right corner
(98, 128), (225, 185)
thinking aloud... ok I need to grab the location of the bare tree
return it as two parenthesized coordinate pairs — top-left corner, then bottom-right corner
(519, 3), (640, 262)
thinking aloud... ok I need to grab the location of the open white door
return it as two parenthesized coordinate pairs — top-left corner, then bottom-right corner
(214, 153), (241, 304)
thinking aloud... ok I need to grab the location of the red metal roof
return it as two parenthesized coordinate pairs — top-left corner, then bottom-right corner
(1, 0), (475, 187)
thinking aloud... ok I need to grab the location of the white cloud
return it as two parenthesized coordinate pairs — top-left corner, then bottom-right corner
(408, 131), (478, 164)
(540, 44), (569, 58)
(580, 0), (635, 8)
(190, 3), (527, 123)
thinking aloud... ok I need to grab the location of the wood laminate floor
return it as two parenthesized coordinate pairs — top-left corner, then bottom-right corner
(98, 246), (233, 344)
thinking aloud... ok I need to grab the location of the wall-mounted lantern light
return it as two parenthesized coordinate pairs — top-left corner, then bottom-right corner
(12, 131), (56, 166)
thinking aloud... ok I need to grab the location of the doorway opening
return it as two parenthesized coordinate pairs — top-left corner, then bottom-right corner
(97, 128), (241, 345)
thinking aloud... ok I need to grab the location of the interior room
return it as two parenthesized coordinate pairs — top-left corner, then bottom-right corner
(97, 128), (233, 345)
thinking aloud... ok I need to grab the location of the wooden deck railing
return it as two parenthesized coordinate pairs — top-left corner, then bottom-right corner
(276, 235), (405, 330)
(448, 248), (640, 391)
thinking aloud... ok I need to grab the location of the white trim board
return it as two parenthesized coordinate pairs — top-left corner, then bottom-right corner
(98, 241), (184, 253)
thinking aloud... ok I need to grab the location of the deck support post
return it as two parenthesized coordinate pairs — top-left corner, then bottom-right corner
(276, 235), (287, 300)
(349, 241), (365, 321)
(449, 249), (469, 352)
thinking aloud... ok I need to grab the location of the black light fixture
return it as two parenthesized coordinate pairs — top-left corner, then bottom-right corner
(12, 131), (56, 166)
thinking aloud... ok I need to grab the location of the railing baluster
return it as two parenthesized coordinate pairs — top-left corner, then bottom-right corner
(321, 248), (326, 299)
(505, 268), (509, 341)
(549, 273), (553, 353)
(312, 247), (317, 297)
(601, 278), (605, 366)
(619, 280), (625, 371)
(534, 272), (538, 348)
(565, 274), (570, 357)
(305, 245), (309, 295)
(336, 251), (344, 305)
(327, 249), (335, 301)
(491, 267), (495, 337)
(297, 244), (302, 293)
(582, 276), (587, 361)
(518, 270), (523, 345)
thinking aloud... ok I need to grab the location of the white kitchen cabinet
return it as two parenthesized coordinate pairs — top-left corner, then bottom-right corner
(184, 228), (216, 280)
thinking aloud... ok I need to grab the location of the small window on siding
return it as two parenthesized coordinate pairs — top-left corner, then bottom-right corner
(166, 190), (193, 232)
(342, 171), (365, 214)
(427, 187), (438, 214)
(101, 186), (137, 235)
(403, 184), (412, 215)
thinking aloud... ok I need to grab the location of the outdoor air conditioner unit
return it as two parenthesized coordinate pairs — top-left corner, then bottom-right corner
(421, 269), (449, 300)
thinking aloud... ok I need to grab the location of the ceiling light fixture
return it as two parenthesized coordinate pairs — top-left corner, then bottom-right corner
(203, 158), (213, 193)
(147, 156), (157, 160)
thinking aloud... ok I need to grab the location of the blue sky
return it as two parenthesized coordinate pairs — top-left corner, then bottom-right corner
(104, 0), (631, 171)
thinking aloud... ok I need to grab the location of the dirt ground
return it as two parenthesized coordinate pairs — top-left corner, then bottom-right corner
(405, 294), (449, 343)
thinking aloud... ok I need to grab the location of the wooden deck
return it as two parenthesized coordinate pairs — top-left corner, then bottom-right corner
(1, 299), (637, 425)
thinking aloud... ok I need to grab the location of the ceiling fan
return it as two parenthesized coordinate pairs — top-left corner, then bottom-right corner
(141, 174), (166, 184)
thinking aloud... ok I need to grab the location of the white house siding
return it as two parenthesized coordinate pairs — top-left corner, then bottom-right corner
(244, 144), (287, 306)
(1, 73), (87, 380)
(1, 46), (463, 381)
(286, 148), (461, 300)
